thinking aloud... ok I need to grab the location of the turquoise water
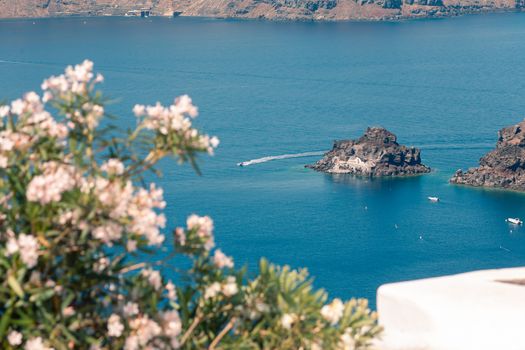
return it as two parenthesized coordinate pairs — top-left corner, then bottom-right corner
(1, 13), (525, 306)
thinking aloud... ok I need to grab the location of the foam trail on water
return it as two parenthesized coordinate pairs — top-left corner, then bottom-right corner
(237, 151), (326, 167)
(0, 59), (36, 66)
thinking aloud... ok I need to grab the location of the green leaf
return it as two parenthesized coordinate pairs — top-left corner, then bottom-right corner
(7, 275), (24, 298)
(0, 304), (13, 338)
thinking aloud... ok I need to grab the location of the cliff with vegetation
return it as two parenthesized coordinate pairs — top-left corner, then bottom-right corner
(0, 0), (523, 20)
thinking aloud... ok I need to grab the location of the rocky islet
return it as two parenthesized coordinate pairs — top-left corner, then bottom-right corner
(306, 127), (431, 177)
(450, 119), (525, 191)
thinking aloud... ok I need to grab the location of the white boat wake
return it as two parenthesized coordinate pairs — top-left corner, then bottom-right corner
(0, 59), (38, 66)
(237, 151), (326, 167)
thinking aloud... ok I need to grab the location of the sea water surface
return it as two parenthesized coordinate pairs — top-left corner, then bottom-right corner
(1, 13), (525, 306)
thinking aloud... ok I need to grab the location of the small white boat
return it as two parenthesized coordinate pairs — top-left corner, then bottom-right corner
(506, 218), (523, 225)
(237, 162), (247, 167)
(428, 196), (440, 202)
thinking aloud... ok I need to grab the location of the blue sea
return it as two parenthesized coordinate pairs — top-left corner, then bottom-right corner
(1, 13), (525, 307)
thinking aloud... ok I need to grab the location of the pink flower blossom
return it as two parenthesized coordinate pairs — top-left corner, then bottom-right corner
(7, 234), (40, 268)
(93, 222), (123, 246)
(142, 268), (162, 290)
(128, 315), (161, 346)
(187, 214), (215, 250)
(101, 159), (125, 175)
(165, 281), (177, 301)
(161, 310), (182, 338)
(213, 249), (234, 269)
(26, 162), (78, 205)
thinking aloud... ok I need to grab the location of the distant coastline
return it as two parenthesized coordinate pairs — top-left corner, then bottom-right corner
(0, 0), (523, 22)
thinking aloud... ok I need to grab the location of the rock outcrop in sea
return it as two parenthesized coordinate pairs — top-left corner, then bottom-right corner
(307, 127), (430, 176)
(450, 119), (525, 191)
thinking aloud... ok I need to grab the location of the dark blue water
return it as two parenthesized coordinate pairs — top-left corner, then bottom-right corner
(2, 13), (525, 306)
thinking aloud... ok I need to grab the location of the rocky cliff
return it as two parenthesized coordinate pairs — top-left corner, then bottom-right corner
(0, 0), (175, 18)
(450, 120), (525, 191)
(173, 0), (522, 20)
(307, 127), (430, 176)
(0, 0), (522, 20)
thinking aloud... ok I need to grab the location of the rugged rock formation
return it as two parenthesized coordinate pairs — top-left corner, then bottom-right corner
(0, 0), (176, 18)
(0, 0), (522, 20)
(450, 120), (525, 191)
(307, 127), (430, 176)
(133, 0), (525, 20)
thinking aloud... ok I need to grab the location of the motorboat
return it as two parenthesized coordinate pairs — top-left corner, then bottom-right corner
(428, 196), (439, 202)
(506, 218), (523, 225)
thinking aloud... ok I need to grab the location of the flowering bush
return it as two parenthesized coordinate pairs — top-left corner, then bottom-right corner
(0, 61), (381, 349)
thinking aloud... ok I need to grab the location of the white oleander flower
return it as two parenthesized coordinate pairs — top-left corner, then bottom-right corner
(95, 73), (104, 83)
(340, 330), (356, 350)
(134, 95), (218, 155)
(124, 335), (139, 350)
(204, 282), (221, 300)
(5, 233), (40, 268)
(280, 313), (297, 330)
(126, 240), (137, 252)
(41, 60), (101, 104)
(174, 227), (186, 246)
(123, 302), (139, 317)
(6, 236), (19, 255)
(24, 337), (53, 350)
(108, 314), (124, 337)
(63, 306), (75, 317)
(320, 298), (344, 325)
(0, 155), (7, 168)
(165, 281), (177, 301)
(133, 104), (146, 117)
(8, 330), (22, 346)
(11, 98), (25, 115)
(172, 95), (198, 118)
(210, 136), (220, 148)
(0, 131), (15, 152)
(126, 184), (166, 246)
(221, 276), (238, 297)
(0, 105), (9, 118)
(18, 234), (40, 268)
